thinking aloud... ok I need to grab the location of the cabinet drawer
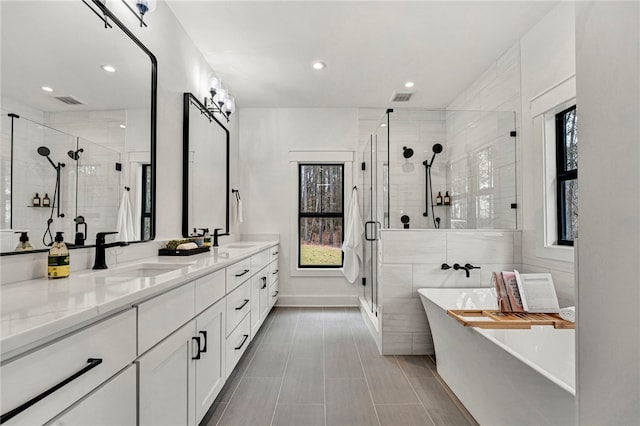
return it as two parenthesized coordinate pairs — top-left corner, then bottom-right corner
(225, 280), (251, 336)
(225, 314), (251, 378)
(250, 250), (270, 273)
(226, 258), (252, 293)
(138, 282), (195, 355)
(269, 281), (279, 309)
(195, 269), (226, 314)
(1, 309), (136, 426)
(269, 245), (280, 263)
(268, 260), (279, 286)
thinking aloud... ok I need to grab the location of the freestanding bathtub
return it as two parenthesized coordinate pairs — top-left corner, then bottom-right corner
(418, 288), (575, 426)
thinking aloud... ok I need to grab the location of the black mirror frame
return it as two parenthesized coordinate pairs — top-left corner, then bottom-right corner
(182, 93), (230, 239)
(0, 0), (157, 256)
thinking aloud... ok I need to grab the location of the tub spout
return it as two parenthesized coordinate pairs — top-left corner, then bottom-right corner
(453, 263), (470, 278)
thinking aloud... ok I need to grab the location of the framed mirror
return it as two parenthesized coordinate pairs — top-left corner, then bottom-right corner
(0, 0), (157, 254)
(182, 93), (229, 239)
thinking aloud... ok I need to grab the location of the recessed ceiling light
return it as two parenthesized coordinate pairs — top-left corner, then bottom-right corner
(119, 124), (126, 129)
(101, 64), (116, 73)
(41, 86), (53, 92)
(312, 61), (326, 70)
(404, 81), (415, 88)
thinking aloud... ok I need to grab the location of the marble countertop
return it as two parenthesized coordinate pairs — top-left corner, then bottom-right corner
(1, 241), (278, 360)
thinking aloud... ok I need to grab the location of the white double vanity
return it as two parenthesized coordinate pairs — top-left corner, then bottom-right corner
(1, 241), (280, 425)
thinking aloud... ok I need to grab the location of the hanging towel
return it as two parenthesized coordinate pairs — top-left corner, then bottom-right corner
(342, 187), (364, 284)
(116, 188), (135, 242)
(234, 190), (244, 224)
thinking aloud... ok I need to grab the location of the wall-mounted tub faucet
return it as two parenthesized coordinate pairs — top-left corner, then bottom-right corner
(453, 263), (481, 278)
(441, 263), (451, 270)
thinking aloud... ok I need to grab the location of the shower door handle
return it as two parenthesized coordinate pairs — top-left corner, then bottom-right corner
(364, 221), (381, 241)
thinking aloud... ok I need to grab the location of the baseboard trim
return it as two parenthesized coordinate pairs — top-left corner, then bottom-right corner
(276, 294), (359, 307)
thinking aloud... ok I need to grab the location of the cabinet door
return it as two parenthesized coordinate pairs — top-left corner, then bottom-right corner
(138, 322), (196, 426)
(46, 365), (136, 426)
(194, 299), (226, 424)
(250, 270), (268, 336)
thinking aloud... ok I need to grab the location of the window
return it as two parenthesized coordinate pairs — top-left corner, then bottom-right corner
(298, 164), (344, 268)
(141, 163), (152, 240)
(555, 105), (578, 245)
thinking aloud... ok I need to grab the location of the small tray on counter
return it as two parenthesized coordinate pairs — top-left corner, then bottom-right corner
(447, 309), (575, 329)
(158, 246), (210, 256)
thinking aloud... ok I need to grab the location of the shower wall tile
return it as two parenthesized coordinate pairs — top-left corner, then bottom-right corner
(381, 231), (446, 263)
(381, 265), (413, 299)
(446, 231), (514, 264)
(412, 264), (481, 290)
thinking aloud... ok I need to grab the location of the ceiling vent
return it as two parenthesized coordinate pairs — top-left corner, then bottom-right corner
(54, 96), (84, 105)
(390, 92), (414, 102)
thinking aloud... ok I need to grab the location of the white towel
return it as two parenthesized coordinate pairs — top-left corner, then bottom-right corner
(559, 306), (575, 322)
(341, 188), (364, 284)
(236, 199), (244, 224)
(116, 189), (135, 242)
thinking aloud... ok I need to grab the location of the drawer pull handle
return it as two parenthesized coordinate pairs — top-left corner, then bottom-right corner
(199, 330), (208, 353)
(272, 251), (279, 255)
(235, 269), (250, 277)
(272, 291), (279, 297)
(260, 276), (267, 289)
(272, 269), (279, 275)
(0, 358), (103, 424)
(235, 334), (249, 350)
(235, 299), (250, 310)
(192, 336), (202, 360)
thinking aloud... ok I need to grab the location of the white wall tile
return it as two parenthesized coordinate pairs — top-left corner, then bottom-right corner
(381, 333), (412, 355)
(381, 264), (413, 299)
(381, 230), (446, 264)
(446, 231), (514, 264)
(412, 333), (434, 355)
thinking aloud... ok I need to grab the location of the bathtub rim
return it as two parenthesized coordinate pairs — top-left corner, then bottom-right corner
(418, 287), (576, 396)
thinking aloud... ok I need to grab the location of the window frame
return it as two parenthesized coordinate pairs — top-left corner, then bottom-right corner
(297, 163), (345, 269)
(555, 105), (577, 246)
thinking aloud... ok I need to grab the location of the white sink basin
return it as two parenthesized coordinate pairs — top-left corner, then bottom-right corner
(90, 262), (192, 278)
(226, 243), (256, 249)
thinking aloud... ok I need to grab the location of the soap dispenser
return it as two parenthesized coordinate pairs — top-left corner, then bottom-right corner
(202, 228), (212, 247)
(48, 232), (70, 279)
(14, 231), (33, 251)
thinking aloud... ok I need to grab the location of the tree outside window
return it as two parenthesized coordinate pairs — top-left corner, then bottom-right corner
(556, 105), (578, 245)
(298, 164), (344, 267)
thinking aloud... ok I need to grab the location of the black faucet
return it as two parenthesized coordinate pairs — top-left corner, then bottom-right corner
(213, 228), (224, 247)
(453, 263), (481, 278)
(92, 232), (129, 269)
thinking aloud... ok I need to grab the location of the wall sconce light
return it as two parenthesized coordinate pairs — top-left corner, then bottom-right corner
(122, 0), (156, 27)
(204, 77), (235, 122)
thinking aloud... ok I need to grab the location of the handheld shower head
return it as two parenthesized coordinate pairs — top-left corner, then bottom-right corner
(432, 143), (443, 154)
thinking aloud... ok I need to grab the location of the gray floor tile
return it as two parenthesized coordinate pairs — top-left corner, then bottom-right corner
(279, 357), (324, 404)
(272, 404), (325, 426)
(410, 377), (474, 426)
(325, 378), (380, 426)
(202, 402), (226, 426)
(376, 404), (435, 426)
(290, 322), (323, 359)
(395, 355), (436, 378)
(362, 356), (419, 404)
(217, 377), (281, 426)
(297, 307), (325, 323)
(262, 319), (296, 345)
(325, 341), (364, 378)
(244, 342), (290, 378)
(215, 367), (243, 403)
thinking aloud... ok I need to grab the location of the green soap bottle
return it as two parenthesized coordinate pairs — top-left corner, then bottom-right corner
(48, 232), (70, 279)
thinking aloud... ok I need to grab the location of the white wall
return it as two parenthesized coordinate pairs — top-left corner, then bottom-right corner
(575, 2), (640, 424)
(238, 108), (359, 305)
(447, 2), (576, 307)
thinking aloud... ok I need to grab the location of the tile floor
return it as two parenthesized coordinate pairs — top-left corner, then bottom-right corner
(202, 307), (477, 426)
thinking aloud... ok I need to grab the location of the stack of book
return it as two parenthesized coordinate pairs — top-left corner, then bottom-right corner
(492, 270), (560, 313)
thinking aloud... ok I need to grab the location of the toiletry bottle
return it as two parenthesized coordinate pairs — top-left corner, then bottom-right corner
(192, 228), (203, 247)
(14, 231), (33, 251)
(42, 193), (50, 207)
(33, 193), (41, 207)
(444, 191), (451, 205)
(48, 232), (70, 279)
(202, 228), (212, 247)
(436, 192), (443, 205)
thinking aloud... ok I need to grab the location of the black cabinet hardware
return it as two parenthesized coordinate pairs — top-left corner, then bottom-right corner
(199, 331), (207, 353)
(234, 269), (250, 277)
(234, 334), (249, 350)
(0, 358), (103, 424)
(272, 269), (279, 275)
(272, 291), (279, 297)
(260, 277), (267, 289)
(235, 299), (250, 310)
(192, 336), (202, 360)
(272, 251), (279, 255)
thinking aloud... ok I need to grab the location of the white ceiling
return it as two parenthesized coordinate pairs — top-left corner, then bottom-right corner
(166, 1), (558, 109)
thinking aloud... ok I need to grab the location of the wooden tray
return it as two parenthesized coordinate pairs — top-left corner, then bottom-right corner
(447, 309), (575, 329)
(158, 246), (210, 256)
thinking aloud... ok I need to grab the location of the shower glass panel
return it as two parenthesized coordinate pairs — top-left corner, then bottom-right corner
(382, 109), (516, 230)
